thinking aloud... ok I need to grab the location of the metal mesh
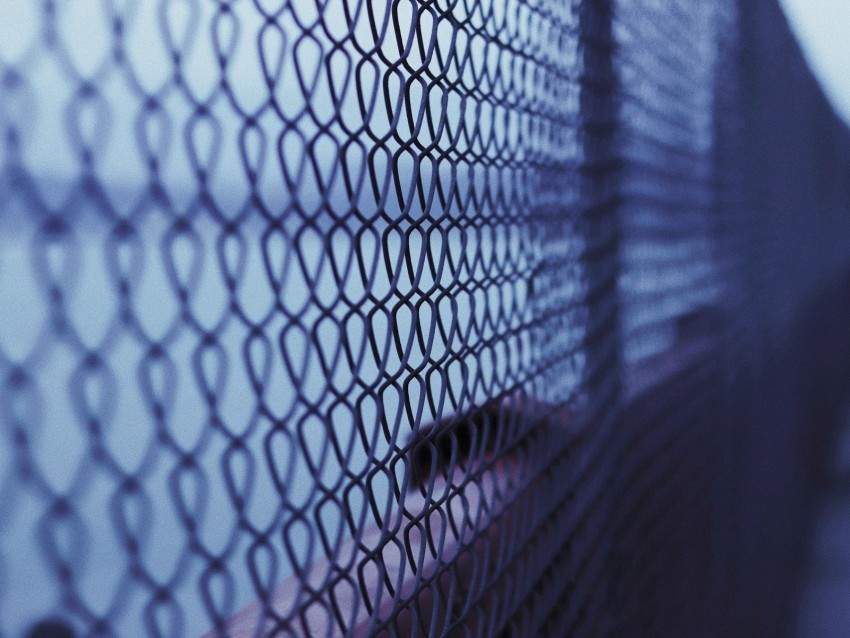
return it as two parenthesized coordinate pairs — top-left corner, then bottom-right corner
(0, 0), (849, 636)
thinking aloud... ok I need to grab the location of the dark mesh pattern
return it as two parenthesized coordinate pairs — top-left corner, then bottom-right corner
(0, 0), (849, 636)
(605, 4), (731, 635)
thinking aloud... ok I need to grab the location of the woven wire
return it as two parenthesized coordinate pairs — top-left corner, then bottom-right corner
(0, 0), (586, 635)
(0, 0), (849, 636)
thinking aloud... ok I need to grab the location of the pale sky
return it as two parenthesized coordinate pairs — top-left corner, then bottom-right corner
(779, 0), (850, 126)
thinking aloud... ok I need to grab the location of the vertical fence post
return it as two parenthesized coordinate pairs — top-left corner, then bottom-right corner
(566, 0), (625, 634)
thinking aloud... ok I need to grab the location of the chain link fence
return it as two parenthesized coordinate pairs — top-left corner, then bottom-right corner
(1, 0), (849, 636)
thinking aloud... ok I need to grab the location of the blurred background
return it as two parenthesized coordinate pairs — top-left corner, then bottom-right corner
(779, 3), (850, 636)
(780, 0), (850, 126)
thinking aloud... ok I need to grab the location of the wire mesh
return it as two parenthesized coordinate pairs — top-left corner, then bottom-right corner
(0, 0), (849, 636)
